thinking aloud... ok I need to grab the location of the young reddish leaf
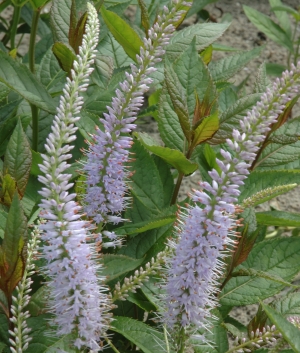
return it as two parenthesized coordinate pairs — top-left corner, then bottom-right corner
(100, 6), (143, 62)
(0, 192), (27, 303)
(191, 111), (219, 149)
(69, 10), (88, 54)
(3, 119), (32, 198)
(0, 174), (16, 206)
(68, 0), (78, 50)
(52, 42), (77, 75)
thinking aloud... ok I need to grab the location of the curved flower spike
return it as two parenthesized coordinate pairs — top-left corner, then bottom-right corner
(83, 0), (192, 226)
(165, 63), (300, 336)
(38, 4), (111, 349)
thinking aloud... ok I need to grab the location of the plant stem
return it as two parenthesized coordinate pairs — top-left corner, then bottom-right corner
(171, 172), (184, 205)
(105, 335), (121, 353)
(170, 147), (193, 205)
(29, 8), (41, 151)
(10, 5), (21, 50)
(164, 325), (170, 353)
(29, 9), (40, 74)
(177, 327), (186, 353)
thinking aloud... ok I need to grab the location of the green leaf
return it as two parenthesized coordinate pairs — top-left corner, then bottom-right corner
(136, 132), (198, 175)
(209, 47), (264, 82)
(100, 6), (143, 62)
(0, 52), (56, 113)
(52, 42), (77, 75)
(157, 84), (185, 150)
(37, 48), (66, 93)
(50, 0), (71, 43)
(254, 63), (270, 94)
(261, 302), (300, 353)
(101, 255), (144, 282)
(119, 221), (174, 259)
(173, 39), (215, 119)
(239, 170), (300, 201)
(117, 214), (176, 236)
(127, 290), (157, 313)
(210, 93), (262, 144)
(273, 293), (300, 317)
(270, 0), (293, 36)
(220, 237), (300, 306)
(232, 268), (298, 288)
(0, 193), (26, 298)
(243, 5), (294, 52)
(272, 4), (300, 21)
(266, 62), (286, 76)
(0, 210), (7, 240)
(0, 174), (16, 206)
(256, 211), (300, 227)
(4, 119), (32, 197)
(186, 0), (219, 17)
(130, 140), (164, 212)
(27, 286), (48, 316)
(255, 117), (300, 169)
(26, 315), (77, 353)
(91, 54), (114, 89)
(30, 0), (50, 9)
(191, 112), (219, 149)
(97, 33), (133, 68)
(164, 62), (191, 142)
(30, 150), (43, 176)
(111, 316), (171, 353)
(152, 155), (174, 207)
(167, 22), (230, 61)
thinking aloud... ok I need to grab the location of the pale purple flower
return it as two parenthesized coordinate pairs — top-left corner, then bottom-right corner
(165, 63), (300, 332)
(84, 0), (192, 225)
(38, 4), (111, 349)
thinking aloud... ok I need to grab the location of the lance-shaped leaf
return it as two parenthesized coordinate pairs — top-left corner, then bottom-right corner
(50, 0), (71, 43)
(0, 193), (27, 302)
(0, 174), (16, 206)
(69, 11), (88, 55)
(136, 132), (198, 175)
(256, 211), (300, 227)
(100, 6), (143, 62)
(243, 5), (294, 52)
(261, 302), (300, 353)
(191, 111), (219, 149)
(0, 52), (56, 113)
(3, 119), (32, 198)
(52, 42), (77, 75)
(165, 62), (191, 142)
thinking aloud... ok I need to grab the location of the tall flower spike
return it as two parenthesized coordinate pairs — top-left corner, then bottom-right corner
(83, 0), (192, 226)
(38, 4), (110, 349)
(9, 224), (41, 353)
(165, 63), (300, 336)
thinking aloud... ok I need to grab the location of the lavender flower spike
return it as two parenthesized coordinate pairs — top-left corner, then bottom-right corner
(165, 63), (300, 336)
(38, 4), (110, 349)
(84, 0), (192, 226)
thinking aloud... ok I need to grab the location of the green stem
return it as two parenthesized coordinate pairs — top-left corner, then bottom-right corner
(29, 8), (41, 151)
(171, 172), (184, 205)
(294, 21), (300, 65)
(29, 9), (40, 74)
(10, 5), (21, 50)
(177, 327), (186, 353)
(105, 335), (121, 353)
(164, 325), (170, 353)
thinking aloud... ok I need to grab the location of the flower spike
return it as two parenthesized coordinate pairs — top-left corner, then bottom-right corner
(83, 0), (192, 226)
(38, 4), (111, 349)
(165, 63), (300, 336)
